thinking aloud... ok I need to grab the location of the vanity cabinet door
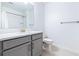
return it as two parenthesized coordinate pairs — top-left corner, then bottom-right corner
(3, 42), (31, 56)
(0, 42), (2, 56)
(3, 36), (31, 50)
(32, 38), (43, 56)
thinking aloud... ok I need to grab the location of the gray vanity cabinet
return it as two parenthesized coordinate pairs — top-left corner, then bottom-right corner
(3, 36), (31, 50)
(3, 42), (31, 56)
(32, 38), (43, 56)
(32, 33), (43, 56)
(0, 36), (31, 56)
(0, 33), (43, 56)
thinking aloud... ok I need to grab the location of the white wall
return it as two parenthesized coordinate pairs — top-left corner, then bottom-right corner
(45, 2), (79, 53)
(26, 3), (34, 30)
(32, 3), (45, 33)
(0, 2), (2, 29)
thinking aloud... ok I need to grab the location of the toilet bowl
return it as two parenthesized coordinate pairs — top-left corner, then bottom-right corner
(43, 38), (54, 52)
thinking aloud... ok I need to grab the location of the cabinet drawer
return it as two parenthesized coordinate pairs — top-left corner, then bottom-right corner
(3, 36), (31, 50)
(32, 33), (43, 40)
(3, 42), (31, 56)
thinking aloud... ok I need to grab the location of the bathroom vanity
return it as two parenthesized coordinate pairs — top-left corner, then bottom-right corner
(0, 31), (43, 56)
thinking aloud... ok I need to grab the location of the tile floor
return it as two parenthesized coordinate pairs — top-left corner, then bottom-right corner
(42, 43), (78, 56)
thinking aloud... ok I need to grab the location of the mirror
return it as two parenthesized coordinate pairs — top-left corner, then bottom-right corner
(1, 2), (34, 29)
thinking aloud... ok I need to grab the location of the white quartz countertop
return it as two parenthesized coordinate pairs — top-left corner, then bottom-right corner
(0, 31), (42, 41)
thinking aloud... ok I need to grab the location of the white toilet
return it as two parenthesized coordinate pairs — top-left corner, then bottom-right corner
(43, 38), (54, 52)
